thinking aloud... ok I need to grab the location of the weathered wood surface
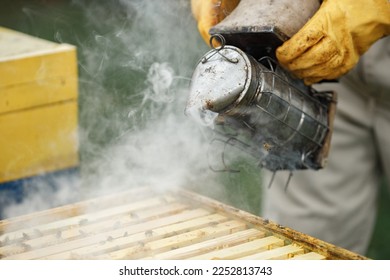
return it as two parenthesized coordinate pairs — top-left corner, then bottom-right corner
(0, 187), (368, 260)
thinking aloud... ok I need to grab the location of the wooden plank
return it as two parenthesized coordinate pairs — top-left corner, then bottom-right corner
(0, 27), (59, 58)
(2, 207), (204, 259)
(1, 200), (181, 257)
(146, 220), (247, 254)
(0, 76), (77, 115)
(0, 47), (76, 89)
(0, 187), (151, 233)
(149, 228), (266, 260)
(0, 195), (174, 245)
(0, 188), (368, 260)
(1, 200), (188, 257)
(106, 220), (247, 260)
(45, 213), (226, 259)
(0, 101), (78, 183)
(178, 189), (368, 260)
(238, 244), (304, 260)
(188, 235), (284, 260)
(290, 252), (326, 260)
(44, 196), (178, 241)
(0, 27), (76, 88)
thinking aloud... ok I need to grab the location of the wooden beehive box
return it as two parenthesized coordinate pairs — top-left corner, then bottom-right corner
(0, 187), (367, 260)
(0, 26), (79, 184)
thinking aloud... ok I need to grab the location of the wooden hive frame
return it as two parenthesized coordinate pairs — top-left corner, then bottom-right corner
(0, 187), (367, 260)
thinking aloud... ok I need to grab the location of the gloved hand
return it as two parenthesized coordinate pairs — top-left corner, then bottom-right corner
(191, 0), (240, 45)
(276, 0), (390, 85)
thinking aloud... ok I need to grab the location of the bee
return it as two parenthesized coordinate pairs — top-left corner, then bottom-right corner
(22, 232), (30, 240)
(263, 142), (272, 152)
(21, 243), (32, 251)
(208, 221), (219, 227)
(130, 212), (139, 219)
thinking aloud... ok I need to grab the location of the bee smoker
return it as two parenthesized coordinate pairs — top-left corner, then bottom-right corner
(186, 0), (337, 172)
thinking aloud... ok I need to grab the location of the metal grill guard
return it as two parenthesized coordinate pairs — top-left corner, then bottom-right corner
(186, 44), (336, 172)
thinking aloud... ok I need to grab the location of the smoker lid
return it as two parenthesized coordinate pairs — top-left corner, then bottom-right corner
(186, 45), (251, 114)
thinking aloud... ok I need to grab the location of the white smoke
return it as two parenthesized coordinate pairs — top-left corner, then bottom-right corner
(81, 61), (215, 195)
(1, 0), (262, 219)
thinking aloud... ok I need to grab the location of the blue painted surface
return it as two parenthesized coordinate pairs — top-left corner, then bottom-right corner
(0, 168), (80, 220)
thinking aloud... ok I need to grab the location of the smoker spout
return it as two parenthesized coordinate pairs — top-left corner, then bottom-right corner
(186, 45), (252, 126)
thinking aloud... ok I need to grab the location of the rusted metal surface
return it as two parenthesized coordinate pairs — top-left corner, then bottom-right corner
(209, 0), (321, 59)
(0, 187), (367, 260)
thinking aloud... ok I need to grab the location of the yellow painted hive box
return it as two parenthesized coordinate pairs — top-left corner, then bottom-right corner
(0, 27), (79, 184)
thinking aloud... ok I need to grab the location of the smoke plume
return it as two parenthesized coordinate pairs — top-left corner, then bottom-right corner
(0, 0), (262, 219)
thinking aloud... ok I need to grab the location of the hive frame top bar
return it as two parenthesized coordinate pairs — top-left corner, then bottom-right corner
(0, 187), (367, 260)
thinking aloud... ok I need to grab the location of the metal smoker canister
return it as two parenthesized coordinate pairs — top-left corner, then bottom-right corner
(186, 44), (336, 171)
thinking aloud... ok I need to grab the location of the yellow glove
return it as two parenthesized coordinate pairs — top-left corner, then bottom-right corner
(191, 0), (240, 45)
(276, 0), (390, 85)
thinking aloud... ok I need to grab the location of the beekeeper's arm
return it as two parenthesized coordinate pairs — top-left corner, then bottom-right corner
(276, 0), (390, 85)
